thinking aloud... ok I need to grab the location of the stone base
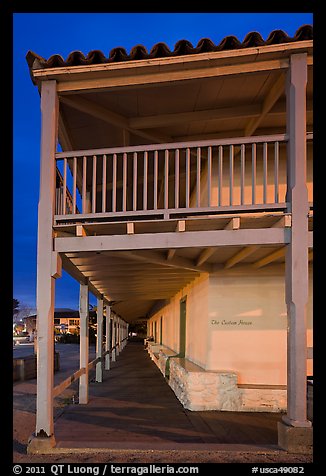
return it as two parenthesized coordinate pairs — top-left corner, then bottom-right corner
(278, 422), (313, 454)
(27, 433), (56, 454)
(168, 357), (286, 412)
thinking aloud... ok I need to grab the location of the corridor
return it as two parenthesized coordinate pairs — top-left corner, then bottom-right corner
(54, 342), (281, 451)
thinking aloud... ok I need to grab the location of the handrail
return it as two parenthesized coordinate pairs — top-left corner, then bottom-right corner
(55, 133), (289, 159)
(53, 367), (86, 398)
(53, 339), (128, 397)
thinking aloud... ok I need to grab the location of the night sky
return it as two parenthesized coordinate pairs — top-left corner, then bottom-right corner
(13, 12), (313, 311)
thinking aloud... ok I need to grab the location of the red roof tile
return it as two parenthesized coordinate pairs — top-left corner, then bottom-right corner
(26, 24), (312, 71)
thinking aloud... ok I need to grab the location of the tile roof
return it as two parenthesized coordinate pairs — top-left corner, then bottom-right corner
(26, 24), (312, 71)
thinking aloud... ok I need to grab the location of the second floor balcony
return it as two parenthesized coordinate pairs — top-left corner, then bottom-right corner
(55, 132), (313, 226)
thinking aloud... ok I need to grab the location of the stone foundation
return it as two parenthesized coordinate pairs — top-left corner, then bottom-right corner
(168, 357), (287, 412)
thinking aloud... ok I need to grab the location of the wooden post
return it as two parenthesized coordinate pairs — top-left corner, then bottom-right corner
(283, 53), (311, 429)
(32, 81), (59, 449)
(105, 305), (111, 370)
(116, 317), (120, 356)
(111, 315), (116, 362)
(79, 283), (89, 404)
(95, 297), (104, 382)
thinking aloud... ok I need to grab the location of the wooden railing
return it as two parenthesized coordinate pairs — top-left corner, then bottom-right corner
(54, 133), (312, 221)
(55, 167), (77, 215)
(52, 340), (126, 398)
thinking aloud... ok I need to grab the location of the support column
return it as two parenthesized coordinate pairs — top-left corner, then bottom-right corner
(79, 283), (89, 404)
(105, 304), (111, 370)
(278, 53), (312, 454)
(96, 297), (104, 382)
(116, 317), (120, 356)
(28, 81), (59, 453)
(111, 314), (116, 362)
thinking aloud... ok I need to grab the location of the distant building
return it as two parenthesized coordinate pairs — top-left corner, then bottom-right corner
(24, 308), (96, 335)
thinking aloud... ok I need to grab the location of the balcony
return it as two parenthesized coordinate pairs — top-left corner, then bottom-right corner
(55, 133), (313, 227)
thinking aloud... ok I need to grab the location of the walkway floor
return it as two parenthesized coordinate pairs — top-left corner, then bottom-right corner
(54, 342), (282, 451)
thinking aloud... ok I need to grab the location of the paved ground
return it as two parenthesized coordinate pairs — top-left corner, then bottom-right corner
(13, 342), (313, 464)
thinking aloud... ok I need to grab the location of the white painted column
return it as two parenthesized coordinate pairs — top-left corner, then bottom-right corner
(35, 80), (59, 442)
(105, 304), (111, 370)
(79, 283), (89, 404)
(283, 53), (311, 428)
(111, 314), (116, 362)
(123, 323), (127, 348)
(96, 297), (104, 382)
(116, 317), (120, 356)
(121, 321), (125, 350)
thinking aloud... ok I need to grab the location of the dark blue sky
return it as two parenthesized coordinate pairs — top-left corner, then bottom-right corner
(13, 12), (313, 310)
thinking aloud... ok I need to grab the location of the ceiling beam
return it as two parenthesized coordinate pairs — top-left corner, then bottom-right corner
(60, 253), (104, 300)
(252, 246), (286, 268)
(195, 217), (241, 267)
(224, 245), (259, 269)
(58, 109), (74, 151)
(117, 250), (212, 274)
(130, 103), (261, 130)
(167, 249), (176, 261)
(196, 248), (216, 267)
(60, 95), (171, 144)
(245, 73), (285, 136)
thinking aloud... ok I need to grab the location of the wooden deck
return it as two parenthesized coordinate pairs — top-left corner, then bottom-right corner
(54, 341), (282, 451)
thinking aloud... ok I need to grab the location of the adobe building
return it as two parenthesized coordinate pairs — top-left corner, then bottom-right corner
(25, 24), (313, 453)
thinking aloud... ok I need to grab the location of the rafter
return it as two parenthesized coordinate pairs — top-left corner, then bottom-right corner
(252, 246), (286, 268)
(60, 95), (170, 144)
(130, 103), (261, 130)
(245, 73), (285, 136)
(224, 245), (259, 269)
(117, 250), (212, 274)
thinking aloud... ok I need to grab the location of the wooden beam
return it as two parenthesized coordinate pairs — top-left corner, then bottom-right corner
(245, 73), (285, 136)
(118, 250), (212, 274)
(224, 217), (240, 230)
(167, 249), (176, 261)
(224, 245), (259, 269)
(58, 109), (74, 151)
(308, 250), (313, 262)
(196, 248), (216, 267)
(252, 246), (286, 268)
(60, 253), (103, 300)
(60, 95), (170, 143)
(76, 225), (87, 237)
(272, 214), (292, 228)
(130, 104), (261, 129)
(55, 58), (291, 95)
(127, 222), (134, 235)
(55, 228), (289, 254)
(176, 220), (186, 232)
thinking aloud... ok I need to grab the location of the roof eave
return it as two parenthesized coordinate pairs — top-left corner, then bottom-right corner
(28, 40), (313, 88)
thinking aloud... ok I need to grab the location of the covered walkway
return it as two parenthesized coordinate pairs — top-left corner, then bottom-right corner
(54, 342), (281, 451)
